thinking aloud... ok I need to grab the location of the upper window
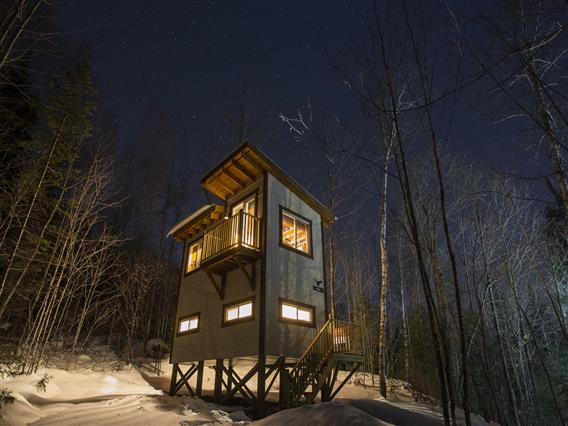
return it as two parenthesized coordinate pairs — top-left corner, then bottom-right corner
(279, 298), (315, 327)
(223, 298), (254, 325)
(231, 194), (255, 217)
(186, 239), (202, 273)
(280, 207), (312, 256)
(178, 313), (199, 335)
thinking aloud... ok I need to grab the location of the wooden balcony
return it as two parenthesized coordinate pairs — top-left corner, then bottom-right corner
(199, 210), (261, 275)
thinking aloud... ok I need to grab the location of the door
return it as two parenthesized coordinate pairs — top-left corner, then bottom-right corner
(231, 194), (256, 246)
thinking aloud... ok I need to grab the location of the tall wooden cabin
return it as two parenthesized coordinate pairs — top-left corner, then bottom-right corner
(167, 143), (363, 416)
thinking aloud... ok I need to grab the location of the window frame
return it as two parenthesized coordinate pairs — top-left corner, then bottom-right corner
(222, 297), (255, 327)
(177, 312), (200, 336)
(279, 206), (313, 259)
(278, 298), (316, 327)
(185, 238), (203, 275)
(230, 191), (257, 218)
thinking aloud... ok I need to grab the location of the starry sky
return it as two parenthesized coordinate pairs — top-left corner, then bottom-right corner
(53, 0), (549, 216)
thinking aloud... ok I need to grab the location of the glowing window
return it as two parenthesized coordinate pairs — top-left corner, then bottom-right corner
(279, 299), (314, 326)
(223, 299), (254, 324)
(280, 209), (311, 255)
(186, 240), (202, 273)
(178, 313), (199, 335)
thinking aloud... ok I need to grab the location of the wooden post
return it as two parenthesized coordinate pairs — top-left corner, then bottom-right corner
(196, 360), (204, 397)
(214, 359), (223, 402)
(238, 210), (243, 246)
(227, 359), (233, 392)
(256, 355), (267, 417)
(169, 363), (178, 396)
(279, 367), (290, 407)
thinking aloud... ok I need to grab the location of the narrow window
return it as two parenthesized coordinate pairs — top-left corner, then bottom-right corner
(186, 239), (203, 273)
(280, 208), (312, 256)
(279, 298), (315, 326)
(231, 194), (255, 217)
(223, 298), (254, 325)
(231, 194), (256, 247)
(178, 313), (199, 335)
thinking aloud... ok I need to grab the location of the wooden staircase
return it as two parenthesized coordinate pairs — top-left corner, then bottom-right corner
(282, 319), (365, 407)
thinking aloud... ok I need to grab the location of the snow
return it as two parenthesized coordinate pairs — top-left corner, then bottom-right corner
(253, 401), (389, 425)
(0, 352), (498, 426)
(167, 204), (218, 237)
(0, 365), (250, 426)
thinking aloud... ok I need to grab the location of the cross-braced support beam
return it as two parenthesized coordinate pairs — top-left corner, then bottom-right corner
(221, 361), (259, 404)
(170, 363), (203, 396)
(172, 357), (292, 418)
(321, 361), (361, 402)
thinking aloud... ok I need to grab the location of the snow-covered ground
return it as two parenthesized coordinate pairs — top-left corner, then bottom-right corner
(0, 349), (497, 426)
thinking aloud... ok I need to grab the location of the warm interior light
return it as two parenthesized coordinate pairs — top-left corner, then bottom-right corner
(281, 211), (310, 253)
(187, 240), (202, 272)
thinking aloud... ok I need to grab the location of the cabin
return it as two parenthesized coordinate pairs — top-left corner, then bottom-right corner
(167, 143), (364, 416)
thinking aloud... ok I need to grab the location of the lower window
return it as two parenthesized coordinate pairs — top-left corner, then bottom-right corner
(223, 298), (254, 325)
(178, 313), (200, 335)
(279, 298), (315, 326)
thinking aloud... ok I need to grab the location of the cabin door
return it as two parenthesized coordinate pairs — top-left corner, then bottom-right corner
(231, 195), (256, 246)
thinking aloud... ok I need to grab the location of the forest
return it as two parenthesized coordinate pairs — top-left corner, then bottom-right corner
(0, 1), (567, 425)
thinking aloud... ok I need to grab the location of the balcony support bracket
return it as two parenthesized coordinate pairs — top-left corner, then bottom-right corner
(235, 256), (255, 291)
(206, 271), (226, 300)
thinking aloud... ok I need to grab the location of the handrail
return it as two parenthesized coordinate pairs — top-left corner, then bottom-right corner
(287, 319), (363, 406)
(201, 211), (259, 262)
(293, 318), (331, 370)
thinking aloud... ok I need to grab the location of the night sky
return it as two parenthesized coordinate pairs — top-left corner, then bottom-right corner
(53, 1), (547, 216)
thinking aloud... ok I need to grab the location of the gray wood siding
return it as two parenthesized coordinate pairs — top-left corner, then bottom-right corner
(264, 174), (326, 358)
(170, 260), (261, 363)
(171, 179), (263, 363)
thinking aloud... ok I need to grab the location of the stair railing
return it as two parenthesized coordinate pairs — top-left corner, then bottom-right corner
(287, 319), (331, 403)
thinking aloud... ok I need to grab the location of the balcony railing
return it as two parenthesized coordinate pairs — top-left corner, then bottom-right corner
(201, 211), (260, 264)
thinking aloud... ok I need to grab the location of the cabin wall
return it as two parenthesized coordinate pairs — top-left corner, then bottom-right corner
(171, 178), (263, 363)
(264, 173), (326, 358)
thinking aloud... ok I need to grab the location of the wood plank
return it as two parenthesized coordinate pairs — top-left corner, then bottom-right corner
(241, 152), (262, 173)
(220, 364), (255, 404)
(221, 363), (259, 403)
(231, 159), (256, 181)
(212, 178), (235, 198)
(330, 363), (360, 400)
(195, 361), (204, 396)
(174, 363), (198, 396)
(222, 167), (246, 188)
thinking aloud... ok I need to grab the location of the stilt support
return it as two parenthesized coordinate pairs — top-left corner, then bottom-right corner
(169, 363), (200, 396)
(256, 355), (267, 418)
(214, 359), (223, 402)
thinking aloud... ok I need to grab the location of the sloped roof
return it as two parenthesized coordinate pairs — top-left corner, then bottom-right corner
(201, 142), (333, 224)
(167, 204), (224, 241)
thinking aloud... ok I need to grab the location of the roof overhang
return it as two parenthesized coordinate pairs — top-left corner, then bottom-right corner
(201, 142), (334, 225)
(167, 204), (224, 241)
